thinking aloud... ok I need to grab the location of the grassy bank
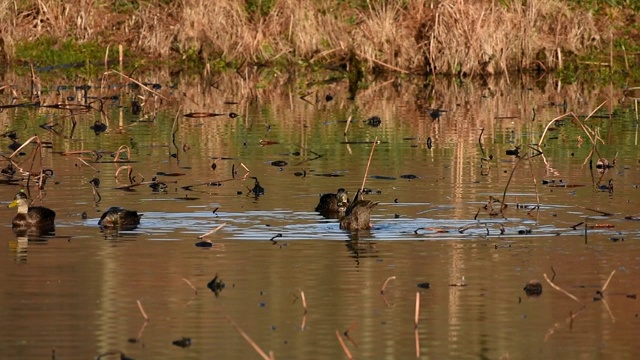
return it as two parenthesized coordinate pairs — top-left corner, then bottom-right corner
(0, 0), (638, 78)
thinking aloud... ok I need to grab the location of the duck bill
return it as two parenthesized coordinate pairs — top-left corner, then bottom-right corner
(8, 200), (18, 208)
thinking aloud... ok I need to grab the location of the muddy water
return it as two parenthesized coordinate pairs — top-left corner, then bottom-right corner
(1, 73), (640, 359)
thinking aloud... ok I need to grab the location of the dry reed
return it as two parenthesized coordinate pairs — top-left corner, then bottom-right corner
(136, 299), (149, 321)
(543, 273), (582, 305)
(1, 0), (609, 75)
(335, 330), (353, 360)
(380, 276), (396, 294)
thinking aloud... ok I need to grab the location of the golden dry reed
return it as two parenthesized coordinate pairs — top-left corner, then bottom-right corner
(1, 0), (606, 75)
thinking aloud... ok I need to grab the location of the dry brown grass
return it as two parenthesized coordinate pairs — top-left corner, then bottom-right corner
(0, 0), (613, 75)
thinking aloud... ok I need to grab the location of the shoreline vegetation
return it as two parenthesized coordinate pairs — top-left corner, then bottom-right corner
(0, 0), (638, 82)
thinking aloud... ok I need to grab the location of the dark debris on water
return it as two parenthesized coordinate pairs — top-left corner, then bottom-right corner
(207, 274), (225, 297)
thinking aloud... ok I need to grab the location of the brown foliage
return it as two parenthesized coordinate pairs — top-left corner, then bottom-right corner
(0, 0), (608, 75)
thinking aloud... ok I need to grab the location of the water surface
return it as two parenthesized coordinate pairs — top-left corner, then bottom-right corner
(1, 72), (639, 359)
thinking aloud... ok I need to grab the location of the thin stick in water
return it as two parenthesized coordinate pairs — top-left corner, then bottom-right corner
(543, 273), (582, 305)
(198, 223), (227, 239)
(414, 292), (420, 328)
(300, 290), (308, 314)
(136, 299), (149, 321)
(601, 270), (616, 293)
(227, 317), (272, 360)
(182, 278), (198, 294)
(380, 276), (396, 294)
(360, 136), (378, 192)
(344, 115), (353, 136)
(335, 330), (353, 360)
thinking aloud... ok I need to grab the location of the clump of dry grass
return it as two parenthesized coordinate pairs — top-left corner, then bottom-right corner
(0, 0), (613, 75)
(420, 0), (601, 75)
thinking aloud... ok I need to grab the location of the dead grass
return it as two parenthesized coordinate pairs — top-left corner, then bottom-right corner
(0, 0), (618, 75)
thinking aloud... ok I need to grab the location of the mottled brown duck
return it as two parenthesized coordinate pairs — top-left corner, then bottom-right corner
(8, 190), (56, 233)
(315, 188), (350, 215)
(98, 207), (142, 229)
(339, 190), (379, 231)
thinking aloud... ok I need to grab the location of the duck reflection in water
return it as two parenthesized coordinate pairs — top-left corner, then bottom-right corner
(345, 231), (378, 263)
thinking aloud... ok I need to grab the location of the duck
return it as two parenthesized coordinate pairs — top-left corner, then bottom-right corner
(8, 190), (56, 232)
(315, 188), (350, 214)
(98, 207), (142, 229)
(339, 189), (379, 231)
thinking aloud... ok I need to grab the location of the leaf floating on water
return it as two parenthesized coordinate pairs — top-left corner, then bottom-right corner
(172, 337), (192, 348)
(400, 174), (419, 179)
(588, 224), (615, 229)
(523, 280), (543, 297)
(195, 241), (213, 248)
(183, 112), (226, 118)
(208, 274), (225, 297)
(156, 172), (186, 176)
(548, 183), (585, 188)
(270, 160), (288, 167)
(313, 173), (345, 177)
(370, 175), (396, 180)
(365, 115), (382, 127)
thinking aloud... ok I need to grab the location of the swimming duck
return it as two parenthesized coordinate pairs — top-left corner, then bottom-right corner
(339, 189), (379, 231)
(8, 190), (56, 232)
(98, 207), (142, 229)
(315, 188), (350, 214)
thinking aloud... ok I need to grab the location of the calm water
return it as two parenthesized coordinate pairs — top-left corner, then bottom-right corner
(1, 72), (640, 359)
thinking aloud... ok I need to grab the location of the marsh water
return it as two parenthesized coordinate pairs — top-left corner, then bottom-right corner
(1, 70), (640, 359)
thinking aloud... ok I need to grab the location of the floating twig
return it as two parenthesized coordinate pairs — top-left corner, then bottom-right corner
(601, 270), (616, 293)
(380, 276), (396, 294)
(182, 278), (198, 294)
(414, 292), (420, 328)
(344, 115), (353, 136)
(360, 136), (378, 192)
(227, 317), (273, 360)
(543, 273), (582, 305)
(198, 223), (227, 239)
(336, 330), (353, 360)
(300, 290), (308, 314)
(136, 299), (149, 321)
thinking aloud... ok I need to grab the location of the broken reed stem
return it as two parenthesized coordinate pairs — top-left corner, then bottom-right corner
(181, 278), (198, 294)
(414, 292), (420, 328)
(380, 276), (396, 294)
(335, 330), (353, 360)
(300, 290), (308, 314)
(113, 145), (131, 162)
(360, 136), (378, 192)
(197, 223), (227, 239)
(415, 328), (421, 358)
(75, 157), (99, 171)
(500, 155), (524, 212)
(601, 270), (616, 293)
(9, 135), (39, 159)
(228, 317), (272, 360)
(538, 113), (571, 147)
(105, 70), (170, 101)
(344, 115), (353, 136)
(601, 298), (616, 322)
(136, 299), (149, 321)
(543, 273), (582, 305)
(525, 155), (540, 219)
